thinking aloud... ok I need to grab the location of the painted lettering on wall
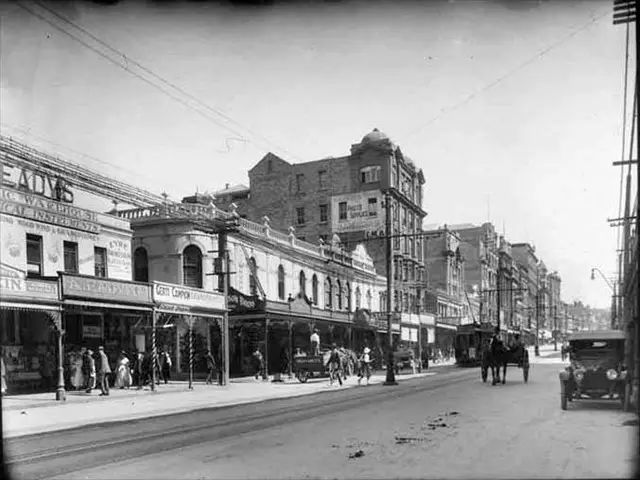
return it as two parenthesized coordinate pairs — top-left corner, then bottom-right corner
(1, 162), (74, 203)
(0, 187), (100, 233)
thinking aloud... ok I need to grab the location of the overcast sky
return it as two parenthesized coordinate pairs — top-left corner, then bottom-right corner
(1, 0), (635, 309)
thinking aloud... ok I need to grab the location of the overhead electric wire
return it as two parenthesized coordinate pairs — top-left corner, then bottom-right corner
(404, 7), (611, 140)
(14, 0), (303, 162)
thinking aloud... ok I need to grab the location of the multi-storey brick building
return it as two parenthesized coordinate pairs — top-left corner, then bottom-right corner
(511, 243), (539, 337)
(243, 129), (427, 319)
(450, 223), (499, 326)
(422, 226), (467, 321)
(547, 271), (562, 344)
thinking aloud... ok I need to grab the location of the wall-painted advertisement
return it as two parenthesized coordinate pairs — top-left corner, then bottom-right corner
(331, 191), (383, 233)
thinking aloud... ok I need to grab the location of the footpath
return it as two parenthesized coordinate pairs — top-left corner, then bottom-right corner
(1, 363), (456, 439)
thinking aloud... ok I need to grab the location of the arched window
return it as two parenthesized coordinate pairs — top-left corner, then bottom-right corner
(278, 265), (285, 300)
(299, 270), (306, 297)
(355, 287), (361, 309)
(249, 257), (257, 296)
(366, 290), (372, 310)
(312, 274), (318, 305)
(336, 280), (342, 310)
(324, 277), (332, 309)
(182, 245), (203, 288)
(345, 282), (351, 312)
(133, 247), (149, 282)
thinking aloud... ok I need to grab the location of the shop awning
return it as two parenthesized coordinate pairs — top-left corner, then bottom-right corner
(436, 323), (458, 331)
(63, 299), (153, 312)
(0, 300), (60, 312)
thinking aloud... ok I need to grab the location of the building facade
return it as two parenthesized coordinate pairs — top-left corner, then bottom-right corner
(451, 223), (499, 327)
(241, 129), (427, 322)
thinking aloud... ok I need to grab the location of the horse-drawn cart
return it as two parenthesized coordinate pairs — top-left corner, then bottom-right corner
(293, 354), (328, 383)
(481, 345), (530, 384)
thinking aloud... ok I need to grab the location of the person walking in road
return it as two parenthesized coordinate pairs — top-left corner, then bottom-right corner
(84, 349), (96, 393)
(97, 346), (111, 396)
(358, 347), (372, 386)
(205, 349), (217, 384)
(327, 344), (342, 387)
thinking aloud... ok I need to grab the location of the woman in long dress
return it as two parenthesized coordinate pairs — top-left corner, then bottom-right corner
(71, 350), (85, 390)
(114, 351), (132, 389)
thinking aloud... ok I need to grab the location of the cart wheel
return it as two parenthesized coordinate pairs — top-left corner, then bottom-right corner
(297, 370), (309, 383)
(481, 366), (488, 383)
(523, 367), (529, 383)
(561, 394), (567, 410)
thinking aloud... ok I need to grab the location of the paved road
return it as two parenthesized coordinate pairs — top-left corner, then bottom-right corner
(5, 358), (638, 479)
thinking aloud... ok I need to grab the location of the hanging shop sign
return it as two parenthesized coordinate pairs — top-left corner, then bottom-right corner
(371, 312), (401, 332)
(228, 287), (264, 314)
(61, 273), (153, 305)
(152, 281), (225, 312)
(0, 186), (100, 234)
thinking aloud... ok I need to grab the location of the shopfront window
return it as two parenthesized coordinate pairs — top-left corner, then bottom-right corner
(94, 246), (107, 278)
(278, 265), (285, 300)
(133, 247), (149, 282)
(26, 234), (43, 278)
(183, 245), (203, 288)
(64, 241), (78, 274)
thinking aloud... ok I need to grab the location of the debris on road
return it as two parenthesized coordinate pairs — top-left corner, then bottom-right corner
(348, 449), (365, 459)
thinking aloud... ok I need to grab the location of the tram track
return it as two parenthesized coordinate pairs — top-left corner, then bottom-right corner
(5, 369), (476, 479)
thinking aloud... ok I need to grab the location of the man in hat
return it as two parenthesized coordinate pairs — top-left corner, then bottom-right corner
(97, 346), (111, 396)
(84, 349), (96, 393)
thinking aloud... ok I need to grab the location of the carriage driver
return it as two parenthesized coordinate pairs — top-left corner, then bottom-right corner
(310, 329), (320, 356)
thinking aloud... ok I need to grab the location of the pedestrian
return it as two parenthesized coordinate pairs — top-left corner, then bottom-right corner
(327, 343), (342, 386)
(114, 351), (132, 389)
(358, 347), (372, 386)
(279, 346), (289, 378)
(132, 350), (145, 388)
(97, 346), (111, 396)
(252, 347), (265, 380)
(1, 352), (7, 396)
(159, 348), (172, 384)
(84, 349), (96, 393)
(205, 349), (217, 384)
(40, 349), (55, 390)
(310, 329), (320, 356)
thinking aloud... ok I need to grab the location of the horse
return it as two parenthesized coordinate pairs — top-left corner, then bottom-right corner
(488, 338), (508, 385)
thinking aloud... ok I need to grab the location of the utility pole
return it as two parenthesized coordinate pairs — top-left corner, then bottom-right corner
(384, 190), (397, 386)
(535, 294), (540, 357)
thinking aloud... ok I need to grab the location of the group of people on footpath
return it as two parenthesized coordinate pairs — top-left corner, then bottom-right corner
(64, 346), (177, 395)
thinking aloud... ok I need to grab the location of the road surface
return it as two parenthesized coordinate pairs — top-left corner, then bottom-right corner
(5, 355), (638, 479)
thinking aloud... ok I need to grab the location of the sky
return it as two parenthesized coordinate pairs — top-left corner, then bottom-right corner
(1, 0), (635, 309)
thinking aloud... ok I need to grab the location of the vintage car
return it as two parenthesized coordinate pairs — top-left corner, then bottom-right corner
(559, 330), (628, 410)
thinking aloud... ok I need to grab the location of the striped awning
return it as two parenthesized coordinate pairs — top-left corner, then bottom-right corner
(0, 300), (60, 312)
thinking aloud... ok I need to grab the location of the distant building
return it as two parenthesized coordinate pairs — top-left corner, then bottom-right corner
(511, 243), (539, 334)
(211, 184), (250, 218)
(449, 222), (499, 326)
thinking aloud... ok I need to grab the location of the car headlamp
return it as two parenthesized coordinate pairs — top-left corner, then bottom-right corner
(606, 369), (618, 381)
(574, 370), (585, 382)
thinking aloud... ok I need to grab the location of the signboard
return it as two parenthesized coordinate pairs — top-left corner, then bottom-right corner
(0, 186), (100, 234)
(0, 263), (59, 301)
(61, 274), (153, 305)
(401, 326), (418, 342)
(153, 281), (225, 312)
(1, 161), (75, 203)
(331, 192), (383, 233)
(82, 325), (102, 338)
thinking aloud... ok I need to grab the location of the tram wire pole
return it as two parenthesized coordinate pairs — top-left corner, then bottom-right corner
(188, 316), (194, 390)
(151, 308), (157, 391)
(383, 190), (397, 386)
